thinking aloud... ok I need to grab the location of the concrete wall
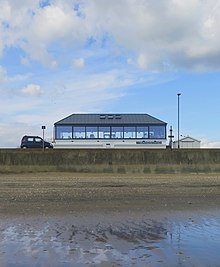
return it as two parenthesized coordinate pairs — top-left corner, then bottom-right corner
(0, 149), (220, 174)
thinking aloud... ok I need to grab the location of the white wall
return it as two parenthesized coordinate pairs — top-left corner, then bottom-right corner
(53, 138), (167, 149)
(173, 137), (200, 149)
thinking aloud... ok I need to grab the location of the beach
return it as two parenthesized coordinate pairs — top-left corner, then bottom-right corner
(1, 172), (220, 266)
(0, 172), (220, 215)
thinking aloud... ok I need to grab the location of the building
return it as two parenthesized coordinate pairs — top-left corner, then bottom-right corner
(53, 113), (167, 149)
(173, 136), (201, 149)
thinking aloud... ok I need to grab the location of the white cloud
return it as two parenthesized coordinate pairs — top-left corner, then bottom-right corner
(200, 138), (220, 148)
(73, 58), (85, 68)
(77, 0), (220, 71)
(1, 0), (220, 148)
(0, 122), (52, 148)
(0, 1), (220, 70)
(21, 84), (42, 96)
(137, 53), (153, 69)
(0, 65), (31, 85)
(20, 56), (30, 66)
(0, 100), (40, 114)
(0, 66), (7, 84)
(19, 3), (88, 66)
(0, 122), (31, 148)
(44, 70), (131, 114)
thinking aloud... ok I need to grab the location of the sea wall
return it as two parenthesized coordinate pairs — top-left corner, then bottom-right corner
(0, 149), (220, 174)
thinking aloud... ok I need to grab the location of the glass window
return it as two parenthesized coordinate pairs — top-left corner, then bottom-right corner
(137, 126), (148, 139)
(149, 126), (166, 139)
(35, 138), (42, 143)
(111, 127), (123, 138)
(99, 126), (110, 139)
(124, 126), (136, 139)
(73, 126), (86, 139)
(86, 126), (98, 138)
(56, 126), (73, 139)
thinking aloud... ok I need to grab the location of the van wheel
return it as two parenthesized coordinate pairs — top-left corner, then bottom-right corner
(22, 146), (27, 149)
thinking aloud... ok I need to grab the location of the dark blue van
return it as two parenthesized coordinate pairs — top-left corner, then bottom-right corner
(20, 136), (53, 149)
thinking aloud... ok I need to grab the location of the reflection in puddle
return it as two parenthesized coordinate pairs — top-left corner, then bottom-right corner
(0, 213), (220, 266)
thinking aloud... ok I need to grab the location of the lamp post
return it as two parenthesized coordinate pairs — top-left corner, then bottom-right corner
(177, 93), (181, 149)
(42, 125), (46, 151)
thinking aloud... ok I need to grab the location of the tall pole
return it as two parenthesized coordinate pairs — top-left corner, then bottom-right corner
(177, 93), (181, 149)
(42, 126), (46, 151)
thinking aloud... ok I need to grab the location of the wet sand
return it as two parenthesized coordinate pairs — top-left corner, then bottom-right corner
(0, 172), (220, 216)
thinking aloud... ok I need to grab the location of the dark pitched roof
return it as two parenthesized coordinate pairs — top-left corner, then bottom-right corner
(54, 113), (167, 125)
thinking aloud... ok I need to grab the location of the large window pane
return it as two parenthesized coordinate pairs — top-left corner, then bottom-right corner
(137, 126), (148, 139)
(86, 126), (98, 138)
(99, 126), (110, 139)
(73, 126), (86, 139)
(111, 127), (123, 138)
(124, 126), (136, 139)
(149, 126), (166, 139)
(56, 126), (72, 139)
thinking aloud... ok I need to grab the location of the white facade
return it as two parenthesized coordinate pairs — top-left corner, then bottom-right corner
(53, 138), (167, 149)
(173, 136), (200, 149)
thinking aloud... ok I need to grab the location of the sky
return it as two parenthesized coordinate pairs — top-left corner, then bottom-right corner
(1, 0), (220, 148)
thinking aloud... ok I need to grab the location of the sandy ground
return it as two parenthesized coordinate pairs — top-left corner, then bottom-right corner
(1, 172), (220, 266)
(0, 172), (220, 217)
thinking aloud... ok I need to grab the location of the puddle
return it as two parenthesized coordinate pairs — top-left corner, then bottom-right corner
(0, 211), (220, 266)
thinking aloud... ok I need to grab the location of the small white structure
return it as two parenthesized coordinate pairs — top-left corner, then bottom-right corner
(173, 136), (200, 149)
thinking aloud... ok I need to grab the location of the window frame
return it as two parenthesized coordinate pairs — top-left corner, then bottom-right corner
(111, 126), (124, 139)
(149, 125), (166, 139)
(55, 125), (73, 140)
(73, 126), (86, 139)
(86, 126), (98, 139)
(123, 126), (136, 139)
(98, 126), (111, 139)
(55, 123), (166, 140)
(136, 126), (149, 139)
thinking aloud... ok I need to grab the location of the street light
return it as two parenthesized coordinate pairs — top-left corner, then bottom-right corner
(42, 125), (46, 150)
(177, 93), (181, 149)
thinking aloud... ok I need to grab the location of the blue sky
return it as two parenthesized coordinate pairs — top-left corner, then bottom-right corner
(0, 0), (220, 147)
